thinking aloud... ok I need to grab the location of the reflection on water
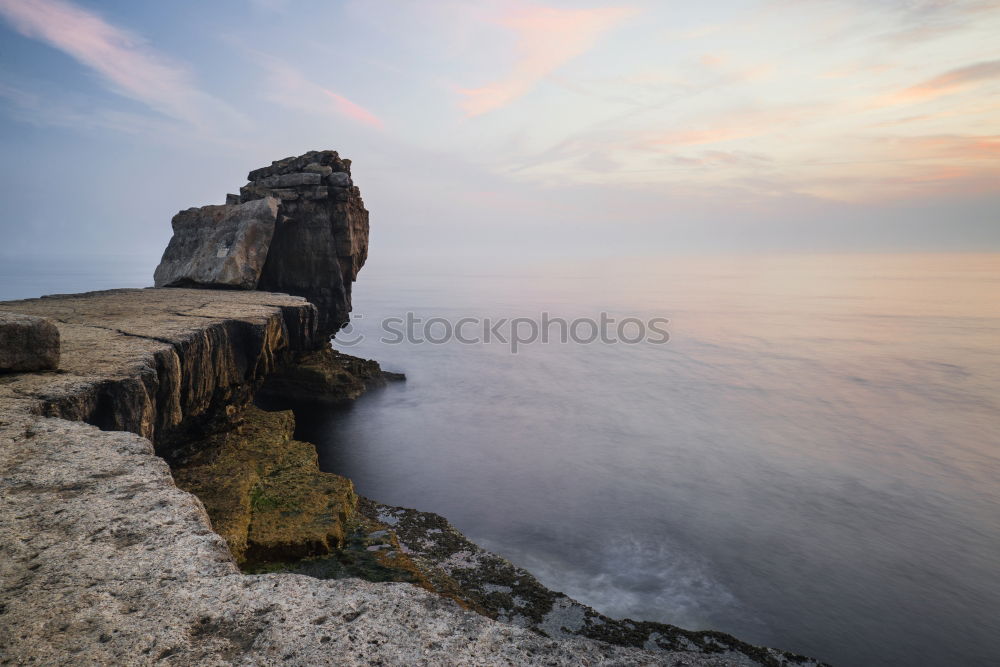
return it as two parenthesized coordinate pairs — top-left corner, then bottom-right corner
(299, 253), (999, 667)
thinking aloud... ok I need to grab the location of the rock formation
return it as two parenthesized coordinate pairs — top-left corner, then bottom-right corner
(153, 150), (368, 337)
(259, 347), (404, 406)
(0, 311), (60, 372)
(0, 289), (318, 459)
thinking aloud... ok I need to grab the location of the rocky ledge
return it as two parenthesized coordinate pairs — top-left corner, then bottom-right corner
(0, 289), (822, 665)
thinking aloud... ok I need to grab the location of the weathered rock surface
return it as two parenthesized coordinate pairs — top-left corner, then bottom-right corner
(152, 150), (369, 337)
(0, 311), (60, 372)
(154, 197), (279, 290)
(246, 151), (370, 337)
(357, 501), (825, 666)
(259, 347), (404, 406)
(0, 288), (318, 460)
(0, 414), (687, 666)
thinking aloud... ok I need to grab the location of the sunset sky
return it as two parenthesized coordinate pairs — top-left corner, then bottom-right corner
(0, 0), (997, 262)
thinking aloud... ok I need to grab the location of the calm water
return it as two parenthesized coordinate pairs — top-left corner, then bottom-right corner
(299, 253), (1000, 667)
(3, 253), (998, 666)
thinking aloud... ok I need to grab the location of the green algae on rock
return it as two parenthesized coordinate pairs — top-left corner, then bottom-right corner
(172, 405), (357, 565)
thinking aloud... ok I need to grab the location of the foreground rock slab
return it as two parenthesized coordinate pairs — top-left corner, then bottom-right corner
(1, 289), (765, 665)
(0, 288), (318, 457)
(0, 414), (705, 666)
(0, 311), (59, 372)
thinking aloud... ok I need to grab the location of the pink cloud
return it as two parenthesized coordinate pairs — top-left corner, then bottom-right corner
(323, 90), (384, 129)
(882, 134), (1000, 161)
(259, 59), (383, 129)
(639, 105), (817, 150)
(878, 59), (1000, 107)
(460, 5), (636, 117)
(0, 0), (232, 127)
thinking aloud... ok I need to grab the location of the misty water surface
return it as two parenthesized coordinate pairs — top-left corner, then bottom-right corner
(298, 253), (999, 667)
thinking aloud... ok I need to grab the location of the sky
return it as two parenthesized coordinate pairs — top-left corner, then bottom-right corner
(0, 0), (998, 267)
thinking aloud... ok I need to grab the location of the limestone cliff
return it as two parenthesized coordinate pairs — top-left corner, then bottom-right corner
(0, 288), (318, 461)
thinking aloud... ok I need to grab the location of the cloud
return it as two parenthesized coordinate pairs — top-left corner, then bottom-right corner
(322, 90), (384, 129)
(0, 0), (240, 129)
(881, 60), (1000, 106)
(0, 78), (165, 134)
(259, 59), (384, 129)
(881, 134), (1000, 161)
(459, 5), (636, 117)
(640, 105), (818, 150)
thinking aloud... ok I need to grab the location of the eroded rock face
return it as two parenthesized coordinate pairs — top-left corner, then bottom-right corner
(242, 150), (369, 337)
(0, 288), (318, 459)
(152, 150), (368, 337)
(0, 311), (60, 372)
(258, 347), (404, 406)
(154, 197), (279, 289)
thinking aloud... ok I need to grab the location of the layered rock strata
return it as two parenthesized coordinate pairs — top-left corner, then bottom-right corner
(152, 150), (369, 336)
(244, 151), (369, 336)
(0, 288), (317, 462)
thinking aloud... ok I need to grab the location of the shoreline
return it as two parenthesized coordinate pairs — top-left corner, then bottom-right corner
(0, 287), (823, 665)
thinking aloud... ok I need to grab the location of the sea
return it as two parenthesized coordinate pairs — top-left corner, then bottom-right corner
(3, 252), (998, 666)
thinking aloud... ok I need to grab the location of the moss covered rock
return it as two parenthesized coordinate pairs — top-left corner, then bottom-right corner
(172, 405), (356, 564)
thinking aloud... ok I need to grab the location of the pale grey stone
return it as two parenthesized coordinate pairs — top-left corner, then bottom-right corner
(153, 197), (279, 289)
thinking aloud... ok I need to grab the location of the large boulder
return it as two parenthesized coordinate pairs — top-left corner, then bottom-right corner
(153, 151), (369, 337)
(154, 196), (279, 289)
(0, 311), (60, 372)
